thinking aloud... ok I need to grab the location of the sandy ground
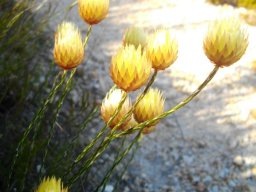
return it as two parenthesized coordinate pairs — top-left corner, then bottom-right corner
(48, 0), (256, 191)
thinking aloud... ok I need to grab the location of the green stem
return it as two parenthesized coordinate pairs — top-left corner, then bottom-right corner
(115, 66), (219, 138)
(66, 1), (78, 11)
(67, 70), (158, 186)
(113, 141), (140, 192)
(76, 92), (127, 162)
(102, 138), (140, 192)
(110, 70), (158, 133)
(7, 70), (66, 190)
(39, 68), (76, 178)
(95, 137), (127, 192)
(99, 132), (142, 192)
(64, 90), (126, 178)
(84, 25), (92, 47)
(20, 71), (67, 191)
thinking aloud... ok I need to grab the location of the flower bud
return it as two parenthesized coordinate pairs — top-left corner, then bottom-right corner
(54, 22), (84, 70)
(110, 45), (152, 92)
(204, 16), (248, 67)
(134, 88), (165, 125)
(146, 29), (178, 70)
(78, 0), (109, 25)
(36, 177), (68, 192)
(101, 89), (132, 129)
(123, 27), (147, 49)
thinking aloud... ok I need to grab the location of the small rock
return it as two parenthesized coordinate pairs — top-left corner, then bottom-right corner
(233, 156), (244, 167)
(104, 185), (114, 192)
(219, 168), (229, 178)
(197, 140), (207, 148)
(203, 175), (212, 184)
(210, 185), (219, 192)
(183, 155), (194, 164)
(228, 180), (237, 188)
(192, 176), (200, 184)
(124, 187), (130, 192)
(196, 182), (206, 192)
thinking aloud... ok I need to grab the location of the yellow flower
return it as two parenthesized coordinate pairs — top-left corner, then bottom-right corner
(101, 89), (132, 129)
(146, 29), (178, 70)
(204, 16), (248, 67)
(78, 0), (109, 25)
(134, 88), (165, 125)
(123, 27), (147, 49)
(110, 45), (152, 92)
(35, 177), (68, 192)
(238, 0), (256, 9)
(53, 22), (84, 70)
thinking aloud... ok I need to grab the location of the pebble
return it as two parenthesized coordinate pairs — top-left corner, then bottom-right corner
(210, 185), (219, 192)
(203, 175), (212, 184)
(233, 156), (244, 167)
(183, 155), (194, 164)
(104, 185), (114, 192)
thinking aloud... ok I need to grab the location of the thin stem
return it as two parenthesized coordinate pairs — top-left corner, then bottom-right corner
(95, 137), (127, 192)
(7, 70), (66, 190)
(111, 70), (158, 132)
(84, 25), (92, 47)
(39, 68), (76, 178)
(99, 132), (142, 192)
(115, 66), (220, 138)
(64, 90), (127, 178)
(113, 142), (140, 192)
(67, 70), (158, 186)
(20, 71), (68, 191)
(66, 1), (78, 11)
(101, 139), (140, 192)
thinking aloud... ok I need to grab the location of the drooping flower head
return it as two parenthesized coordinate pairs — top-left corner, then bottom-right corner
(101, 89), (132, 129)
(123, 26), (147, 49)
(146, 29), (178, 70)
(204, 16), (248, 67)
(78, 0), (109, 25)
(35, 177), (68, 192)
(54, 22), (84, 70)
(110, 45), (152, 92)
(133, 88), (165, 125)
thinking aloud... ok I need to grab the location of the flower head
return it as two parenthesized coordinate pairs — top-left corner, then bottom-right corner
(78, 0), (109, 25)
(54, 22), (84, 70)
(238, 0), (256, 9)
(110, 45), (152, 92)
(146, 29), (178, 70)
(204, 16), (248, 67)
(134, 88), (165, 125)
(35, 177), (68, 192)
(101, 89), (132, 129)
(123, 27), (147, 49)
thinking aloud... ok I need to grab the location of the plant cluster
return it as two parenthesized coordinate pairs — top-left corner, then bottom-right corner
(3, 0), (251, 191)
